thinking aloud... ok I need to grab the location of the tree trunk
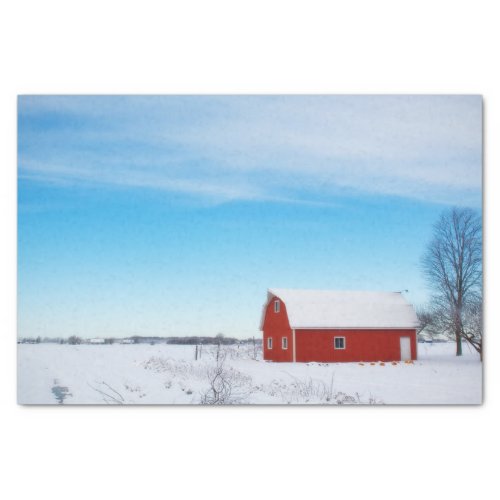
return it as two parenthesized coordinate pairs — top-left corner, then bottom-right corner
(455, 329), (462, 356)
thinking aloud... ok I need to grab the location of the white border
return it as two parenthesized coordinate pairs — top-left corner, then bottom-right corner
(2, 2), (498, 500)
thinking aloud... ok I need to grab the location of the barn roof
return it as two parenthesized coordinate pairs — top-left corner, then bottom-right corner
(262, 288), (419, 329)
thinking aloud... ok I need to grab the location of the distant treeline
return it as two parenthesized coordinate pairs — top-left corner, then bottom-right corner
(18, 335), (262, 345)
(161, 336), (240, 345)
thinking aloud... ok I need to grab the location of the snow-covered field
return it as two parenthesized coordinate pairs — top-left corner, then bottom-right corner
(17, 342), (482, 405)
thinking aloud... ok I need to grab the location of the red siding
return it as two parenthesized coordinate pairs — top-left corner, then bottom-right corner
(262, 297), (293, 362)
(295, 329), (417, 363)
(262, 294), (417, 363)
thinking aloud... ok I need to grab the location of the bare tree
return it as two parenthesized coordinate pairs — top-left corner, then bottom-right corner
(416, 305), (453, 342)
(201, 350), (232, 404)
(460, 297), (483, 358)
(200, 349), (251, 404)
(416, 306), (435, 336)
(421, 208), (482, 357)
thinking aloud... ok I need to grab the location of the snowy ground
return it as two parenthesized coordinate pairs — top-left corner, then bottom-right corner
(17, 342), (482, 405)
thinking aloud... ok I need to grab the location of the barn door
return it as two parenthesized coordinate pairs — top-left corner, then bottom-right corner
(400, 337), (411, 361)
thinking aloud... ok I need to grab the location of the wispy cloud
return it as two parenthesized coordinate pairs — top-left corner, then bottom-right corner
(18, 95), (482, 206)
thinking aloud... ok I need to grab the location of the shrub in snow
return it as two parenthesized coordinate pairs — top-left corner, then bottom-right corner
(204, 343), (263, 362)
(200, 350), (252, 405)
(262, 374), (382, 404)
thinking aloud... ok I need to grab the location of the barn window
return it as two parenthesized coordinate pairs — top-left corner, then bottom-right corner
(267, 337), (273, 349)
(334, 337), (345, 349)
(274, 300), (280, 313)
(282, 337), (288, 349)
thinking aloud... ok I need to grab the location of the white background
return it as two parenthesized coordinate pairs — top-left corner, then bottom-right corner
(0, 1), (498, 499)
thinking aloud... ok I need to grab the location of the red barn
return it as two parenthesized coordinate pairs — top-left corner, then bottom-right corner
(260, 289), (418, 363)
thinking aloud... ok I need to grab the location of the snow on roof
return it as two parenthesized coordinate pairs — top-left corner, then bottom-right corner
(262, 288), (419, 329)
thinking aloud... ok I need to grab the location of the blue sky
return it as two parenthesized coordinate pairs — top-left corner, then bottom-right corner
(18, 95), (482, 339)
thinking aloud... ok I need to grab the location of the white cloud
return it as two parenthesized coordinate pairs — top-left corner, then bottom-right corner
(18, 95), (483, 206)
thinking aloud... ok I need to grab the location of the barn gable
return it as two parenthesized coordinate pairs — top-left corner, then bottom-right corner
(261, 288), (418, 330)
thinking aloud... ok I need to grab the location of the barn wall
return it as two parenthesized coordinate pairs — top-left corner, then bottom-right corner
(262, 297), (293, 362)
(295, 329), (417, 363)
